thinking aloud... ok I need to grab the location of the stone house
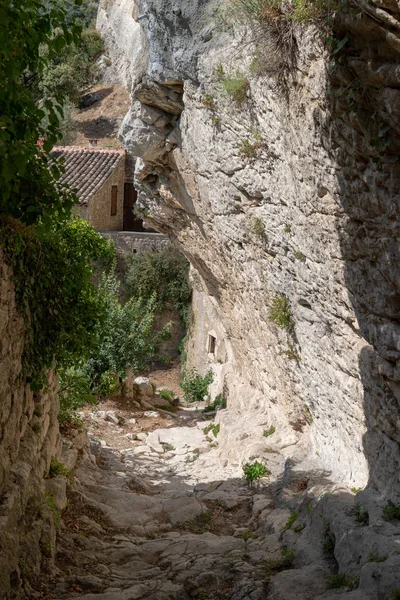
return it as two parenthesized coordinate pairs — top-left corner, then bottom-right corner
(52, 145), (145, 232)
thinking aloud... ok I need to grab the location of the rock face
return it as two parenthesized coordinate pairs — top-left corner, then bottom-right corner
(104, 1), (400, 497)
(0, 251), (63, 598)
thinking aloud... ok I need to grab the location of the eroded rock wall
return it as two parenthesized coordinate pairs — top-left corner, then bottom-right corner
(0, 251), (62, 599)
(105, 0), (400, 495)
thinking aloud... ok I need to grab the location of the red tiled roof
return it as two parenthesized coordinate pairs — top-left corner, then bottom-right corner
(51, 146), (125, 203)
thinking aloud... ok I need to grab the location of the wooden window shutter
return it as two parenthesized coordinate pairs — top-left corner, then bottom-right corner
(111, 186), (118, 216)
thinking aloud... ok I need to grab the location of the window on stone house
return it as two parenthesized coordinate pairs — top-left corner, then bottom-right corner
(111, 186), (118, 216)
(208, 334), (217, 355)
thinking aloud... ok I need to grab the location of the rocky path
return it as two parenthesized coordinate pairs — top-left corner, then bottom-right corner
(34, 381), (400, 600)
(45, 404), (280, 600)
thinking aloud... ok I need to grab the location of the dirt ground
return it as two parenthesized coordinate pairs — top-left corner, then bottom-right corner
(71, 84), (130, 147)
(81, 360), (188, 451)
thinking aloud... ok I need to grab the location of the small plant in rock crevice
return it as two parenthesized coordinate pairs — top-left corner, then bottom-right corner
(265, 547), (295, 574)
(203, 393), (227, 413)
(367, 552), (387, 563)
(382, 500), (400, 522)
(250, 216), (267, 241)
(263, 425), (276, 438)
(159, 389), (174, 403)
(283, 511), (298, 531)
(49, 457), (71, 479)
(269, 293), (295, 334)
(243, 460), (269, 483)
(221, 72), (249, 104)
(325, 573), (359, 590)
(161, 443), (175, 452)
(201, 93), (216, 109)
(391, 589), (400, 600)
(293, 523), (306, 533)
(349, 502), (369, 526)
(44, 492), (60, 526)
(293, 250), (306, 261)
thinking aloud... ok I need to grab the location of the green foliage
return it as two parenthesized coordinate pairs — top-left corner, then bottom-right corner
(203, 423), (214, 435)
(351, 487), (362, 494)
(294, 250), (306, 261)
(159, 389), (174, 403)
(86, 267), (170, 393)
(263, 425), (276, 438)
(243, 461), (269, 482)
(39, 28), (104, 106)
(125, 248), (191, 326)
(221, 73), (249, 104)
(49, 457), (71, 479)
(382, 501), (400, 522)
(58, 364), (97, 427)
(283, 512), (298, 531)
(391, 589), (400, 600)
(211, 115), (222, 128)
(284, 225), (291, 233)
(180, 368), (214, 403)
(0, 0), (82, 224)
(367, 552), (387, 563)
(0, 219), (114, 388)
(161, 443), (175, 452)
(269, 293), (295, 334)
(326, 574), (359, 590)
(212, 424), (220, 438)
(44, 492), (60, 526)
(303, 404), (313, 424)
(293, 523), (306, 533)
(201, 93), (216, 108)
(350, 503), (369, 526)
(203, 393), (227, 413)
(265, 547), (295, 574)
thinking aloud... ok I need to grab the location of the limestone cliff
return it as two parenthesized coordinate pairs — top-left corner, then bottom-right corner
(98, 0), (400, 497)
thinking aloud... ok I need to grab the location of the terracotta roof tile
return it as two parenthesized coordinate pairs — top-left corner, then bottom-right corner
(51, 146), (125, 202)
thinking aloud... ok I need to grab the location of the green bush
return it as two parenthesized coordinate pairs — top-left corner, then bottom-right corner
(367, 552), (387, 563)
(124, 248), (191, 326)
(1, 219), (114, 389)
(180, 368), (214, 403)
(221, 73), (249, 104)
(391, 589), (400, 600)
(269, 293), (295, 334)
(243, 461), (269, 482)
(58, 364), (97, 428)
(86, 267), (170, 393)
(159, 389), (175, 403)
(49, 457), (71, 479)
(350, 503), (369, 526)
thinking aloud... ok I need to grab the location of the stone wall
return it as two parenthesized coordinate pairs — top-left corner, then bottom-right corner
(0, 251), (62, 599)
(89, 154), (125, 231)
(102, 0), (400, 497)
(100, 230), (171, 253)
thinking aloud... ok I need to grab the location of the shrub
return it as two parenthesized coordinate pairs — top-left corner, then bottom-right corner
(391, 589), (400, 600)
(243, 461), (269, 482)
(124, 248), (191, 326)
(269, 293), (295, 334)
(159, 389), (174, 403)
(1, 219), (114, 389)
(49, 457), (71, 479)
(180, 368), (214, 403)
(58, 365), (97, 428)
(86, 267), (170, 393)
(283, 511), (298, 531)
(326, 574), (359, 590)
(284, 224), (291, 233)
(382, 501), (400, 522)
(44, 492), (60, 526)
(293, 523), (305, 533)
(212, 424), (220, 437)
(221, 73), (249, 104)
(263, 425), (276, 438)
